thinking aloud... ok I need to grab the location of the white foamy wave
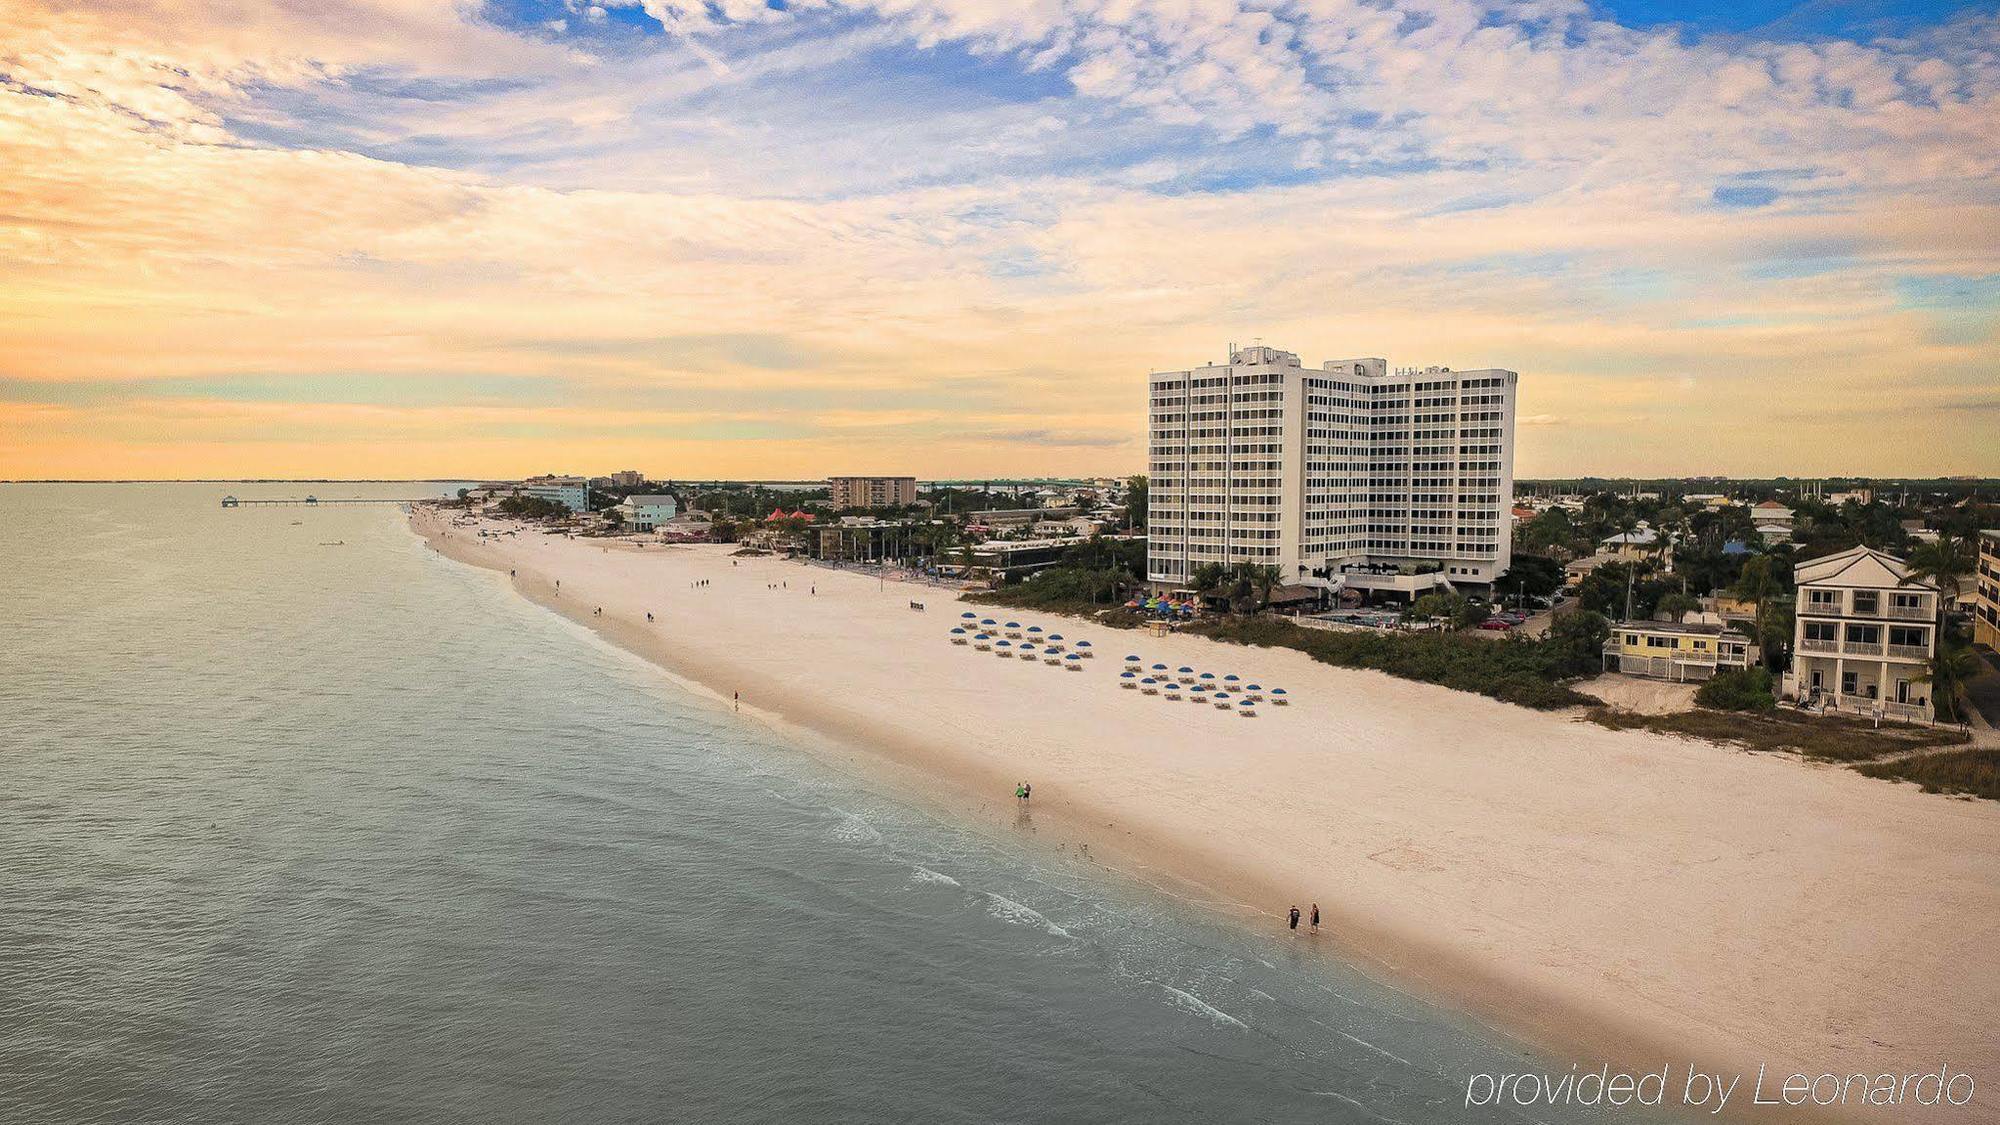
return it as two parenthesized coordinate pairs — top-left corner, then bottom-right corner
(1153, 983), (1247, 1030)
(984, 893), (1070, 937)
(826, 811), (883, 846)
(909, 866), (960, 887)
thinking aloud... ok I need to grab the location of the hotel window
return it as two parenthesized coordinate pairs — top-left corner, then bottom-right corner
(1805, 589), (1841, 612)
(1851, 591), (1879, 615)
(1803, 621), (1837, 643)
(1841, 671), (1859, 695)
(1891, 592), (1923, 611)
(1888, 626), (1927, 649)
(1845, 624), (1881, 645)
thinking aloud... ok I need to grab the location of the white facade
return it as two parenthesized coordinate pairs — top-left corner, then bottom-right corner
(1786, 545), (1938, 722)
(617, 494), (679, 530)
(521, 475), (589, 512)
(1146, 346), (1517, 596)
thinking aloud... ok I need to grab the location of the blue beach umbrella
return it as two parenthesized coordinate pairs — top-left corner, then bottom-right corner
(1047, 634), (1064, 641)
(1120, 671), (1136, 678)
(1151, 663), (1168, 671)
(1075, 640), (1092, 648)
(1027, 625), (1043, 634)
(1199, 672), (1215, 681)
(950, 627), (966, 634)
(961, 612), (977, 619)
(1223, 674), (1240, 683)
(1140, 677), (1156, 685)
(1178, 666), (1194, 675)
(1125, 654), (1142, 662)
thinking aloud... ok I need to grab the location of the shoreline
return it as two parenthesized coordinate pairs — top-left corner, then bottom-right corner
(411, 509), (2000, 1123)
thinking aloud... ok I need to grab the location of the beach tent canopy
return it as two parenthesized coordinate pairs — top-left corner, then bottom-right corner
(962, 612), (977, 619)
(1245, 684), (1261, 691)
(1223, 674), (1240, 682)
(1076, 640), (1091, 647)
(1120, 671), (1136, 678)
(1151, 664), (1167, 671)
(950, 627), (966, 633)
(1141, 678), (1156, 684)
(1199, 672), (1215, 680)
(1125, 654), (1142, 661)
(1271, 688), (1287, 695)
(974, 633), (991, 639)
(1178, 666), (1194, 673)
(1027, 626), (1042, 633)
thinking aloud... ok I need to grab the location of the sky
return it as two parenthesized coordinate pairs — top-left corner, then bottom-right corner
(1, 0), (1996, 481)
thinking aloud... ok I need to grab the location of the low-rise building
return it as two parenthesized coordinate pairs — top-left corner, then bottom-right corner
(609, 470), (646, 488)
(615, 494), (679, 530)
(521, 475), (590, 512)
(1600, 525), (1672, 568)
(1750, 500), (1794, 528)
(1603, 621), (1759, 682)
(1564, 552), (1620, 587)
(966, 537), (1087, 582)
(1976, 530), (2000, 649)
(828, 476), (917, 510)
(1786, 544), (1938, 722)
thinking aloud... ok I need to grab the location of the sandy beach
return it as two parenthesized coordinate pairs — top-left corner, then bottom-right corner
(413, 509), (2000, 1121)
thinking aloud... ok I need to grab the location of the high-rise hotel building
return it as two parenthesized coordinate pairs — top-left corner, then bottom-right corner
(1146, 345), (1518, 597)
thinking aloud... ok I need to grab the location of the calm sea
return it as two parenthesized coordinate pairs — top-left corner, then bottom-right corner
(0, 483), (1649, 1125)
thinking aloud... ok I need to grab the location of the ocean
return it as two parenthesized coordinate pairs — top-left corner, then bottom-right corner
(0, 483), (1654, 1124)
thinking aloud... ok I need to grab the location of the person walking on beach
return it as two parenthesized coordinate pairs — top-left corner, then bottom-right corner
(1014, 782), (1026, 802)
(1022, 782), (1030, 802)
(1288, 906), (1300, 931)
(646, 612), (653, 622)
(1310, 903), (1320, 933)
(733, 691), (740, 712)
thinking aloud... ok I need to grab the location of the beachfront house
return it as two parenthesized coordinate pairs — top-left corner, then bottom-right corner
(1785, 545), (1938, 722)
(615, 494), (679, 531)
(1599, 525), (1672, 568)
(1602, 621), (1758, 682)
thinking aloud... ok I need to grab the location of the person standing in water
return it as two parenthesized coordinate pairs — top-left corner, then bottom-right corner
(1310, 903), (1320, 933)
(1287, 906), (1300, 931)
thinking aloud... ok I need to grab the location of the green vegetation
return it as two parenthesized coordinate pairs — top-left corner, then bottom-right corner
(1857, 749), (2000, 802)
(969, 536), (1148, 611)
(1124, 474), (1147, 530)
(1586, 707), (1968, 763)
(1694, 666), (1776, 711)
(1182, 609), (1611, 710)
(1408, 591), (1489, 629)
(495, 494), (570, 520)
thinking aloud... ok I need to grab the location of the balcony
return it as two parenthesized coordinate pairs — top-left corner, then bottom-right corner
(1799, 600), (1845, 617)
(1799, 637), (1838, 653)
(1886, 643), (1932, 661)
(1885, 604), (1933, 620)
(1845, 641), (1885, 656)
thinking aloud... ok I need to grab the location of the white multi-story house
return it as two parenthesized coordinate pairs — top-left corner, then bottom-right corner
(1975, 530), (2000, 650)
(1787, 545), (1938, 722)
(1146, 345), (1517, 598)
(615, 494), (679, 530)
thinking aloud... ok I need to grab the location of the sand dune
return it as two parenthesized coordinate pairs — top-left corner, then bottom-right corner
(413, 509), (2000, 1121)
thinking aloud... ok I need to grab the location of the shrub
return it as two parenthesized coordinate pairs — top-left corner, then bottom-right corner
(1695, 667), (1776, 711)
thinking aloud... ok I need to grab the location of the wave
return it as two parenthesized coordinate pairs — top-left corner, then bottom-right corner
(826, 809), (884, 847)
(984, 893), (1070, 938)
(1152, 982), (1247, 1030)
(910, 866), (960, 888)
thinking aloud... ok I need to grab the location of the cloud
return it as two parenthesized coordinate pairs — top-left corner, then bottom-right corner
(0, 0), (1997, 479)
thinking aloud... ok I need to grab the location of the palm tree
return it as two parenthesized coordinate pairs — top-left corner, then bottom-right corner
(1916, 642), (1981, 723)
(1900, 533), (1972, 600)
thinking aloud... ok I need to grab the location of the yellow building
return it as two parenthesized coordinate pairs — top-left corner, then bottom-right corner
(1602, 621), (1759, 682)
(1977, 530), (2000, 650)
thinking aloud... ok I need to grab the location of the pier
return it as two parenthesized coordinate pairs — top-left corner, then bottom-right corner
(221, 495), (429, 507)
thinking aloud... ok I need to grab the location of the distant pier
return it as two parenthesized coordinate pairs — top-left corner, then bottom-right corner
(221, 494), (429, 507)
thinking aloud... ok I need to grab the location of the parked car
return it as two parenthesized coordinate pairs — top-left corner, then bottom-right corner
(1479, 618), (1514, 630)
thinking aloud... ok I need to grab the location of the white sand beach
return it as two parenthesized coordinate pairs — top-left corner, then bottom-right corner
(414, 509), (2000, 1120)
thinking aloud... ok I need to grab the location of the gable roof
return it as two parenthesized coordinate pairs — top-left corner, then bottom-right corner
(1794, 544), (1931, 591)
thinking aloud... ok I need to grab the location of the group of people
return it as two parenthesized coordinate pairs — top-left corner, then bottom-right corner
(1013, 781), (1032, 803)
(908, 600), (927, 612)
(1286, 903), (1321, 934)
(689, 579), (710, 588)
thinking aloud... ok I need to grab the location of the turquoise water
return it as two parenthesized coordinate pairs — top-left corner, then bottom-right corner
(0, 483), (1645, 1124)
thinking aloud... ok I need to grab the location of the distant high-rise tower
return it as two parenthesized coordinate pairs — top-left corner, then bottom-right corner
(1145, 345), (1518, 597)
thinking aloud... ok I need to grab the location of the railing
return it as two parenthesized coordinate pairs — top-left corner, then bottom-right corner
(1885, 604), (1932, 620)
(1886, 644), (1931, 661)
(1799, 600), (1844, 616)
(1845, 641), (1885, 656)
(1798, 637), (1838, 653)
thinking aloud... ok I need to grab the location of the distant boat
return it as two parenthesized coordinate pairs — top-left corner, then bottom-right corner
(318, 541), (345, 546)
